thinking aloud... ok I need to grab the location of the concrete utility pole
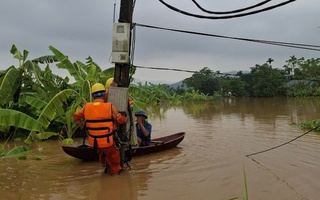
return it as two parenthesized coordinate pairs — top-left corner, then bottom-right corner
(110, 0), (135, 168)
(114, 0), (133, 87)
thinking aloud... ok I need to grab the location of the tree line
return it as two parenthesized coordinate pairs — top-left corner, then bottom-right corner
(181, 57), (320, 97)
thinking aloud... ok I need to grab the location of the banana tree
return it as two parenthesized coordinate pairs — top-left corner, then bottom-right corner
(47, 46), (118, 141)
(0, 67), (20, 109)
(0, 44), (135, 144)
(0, 44), (125, 145)
(0, 45), (43, 137)
(0, 45), (73, 137)
(0, 89), (76, 144)
(49, 45), (115, 102)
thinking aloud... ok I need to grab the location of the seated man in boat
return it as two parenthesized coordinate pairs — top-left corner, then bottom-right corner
(135, 110), (152, 146)
(73, 83), (127, 175)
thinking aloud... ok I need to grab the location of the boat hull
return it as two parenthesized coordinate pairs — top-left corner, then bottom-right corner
(62, 132), (186, 161)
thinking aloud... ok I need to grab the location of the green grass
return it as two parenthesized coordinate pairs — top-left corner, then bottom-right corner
(229, 167), (249, 200)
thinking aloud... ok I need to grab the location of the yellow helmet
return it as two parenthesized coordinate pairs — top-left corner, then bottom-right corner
(105, 78), (114, 89)
(91, 83), (105, 94)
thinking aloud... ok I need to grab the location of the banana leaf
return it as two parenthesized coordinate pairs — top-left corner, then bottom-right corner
(49, 46), (84, 82)
(86, 56), (102, 73)
(5, 145), (31, 156)
(24, 96), (47, 110)
(10, 44), (23, 61)
(35, 132), (59, 140)
(0, 67), (20, 107)
(76, 61), (96, 81)
(25, 131), (37, 144)
(100, 68), (115, 80)
(64, 108), (78, 139)
(0, 109), (42, 132)
(81, 80), (92, 103)
(24, 60), (43, 86)
(32, 55), (58, 64)
(36, 89), (74, 129)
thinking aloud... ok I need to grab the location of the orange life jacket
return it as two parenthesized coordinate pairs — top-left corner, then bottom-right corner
(84, 102), (115, 149)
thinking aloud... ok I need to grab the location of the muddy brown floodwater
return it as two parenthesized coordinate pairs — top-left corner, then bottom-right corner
(1, 97), (320, 200)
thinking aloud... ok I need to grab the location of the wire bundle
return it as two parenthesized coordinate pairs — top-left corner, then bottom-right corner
(159, 0), (297, 19)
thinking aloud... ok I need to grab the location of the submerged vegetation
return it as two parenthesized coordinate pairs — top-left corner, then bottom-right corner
(0, 45), (320, 148)
(297, 119), (320, 133)
(0, 45), (210, 146)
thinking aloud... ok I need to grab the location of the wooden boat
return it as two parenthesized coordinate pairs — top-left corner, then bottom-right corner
(62, 132), (186, 161)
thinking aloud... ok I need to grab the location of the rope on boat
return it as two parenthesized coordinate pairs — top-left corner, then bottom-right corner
(246, 125), (320, 157)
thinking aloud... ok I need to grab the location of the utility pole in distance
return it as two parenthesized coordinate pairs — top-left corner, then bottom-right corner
(114, 0), (133, 87)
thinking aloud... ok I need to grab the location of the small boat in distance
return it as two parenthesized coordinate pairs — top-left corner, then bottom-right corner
(62, 132), (186, 161)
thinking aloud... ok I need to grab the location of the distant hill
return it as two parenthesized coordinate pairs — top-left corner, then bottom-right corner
(168, 80), (186, 89)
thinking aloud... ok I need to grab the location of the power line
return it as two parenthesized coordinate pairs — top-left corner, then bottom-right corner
(246, 125), (320, 157)
(159, 0), (297, 19)
(191, 0), (272, 15)
(134, 65), (197, 73)
(133, 65), (238, 76)
(134, 65), (320, 82)
(134, 23), (320, 52)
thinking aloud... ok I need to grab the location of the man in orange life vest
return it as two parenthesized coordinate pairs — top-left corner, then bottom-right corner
(73, 83), (127, 175)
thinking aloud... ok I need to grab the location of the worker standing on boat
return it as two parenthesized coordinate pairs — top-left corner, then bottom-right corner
(73, 83), (127, 175)
(135, 110), (152, 146)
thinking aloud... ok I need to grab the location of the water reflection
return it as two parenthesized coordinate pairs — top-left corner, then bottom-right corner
(140, 97), (313, 124)
(90, 147), (184, 200)
(0, 140), (184, 200)
(179, 97), (320, 125)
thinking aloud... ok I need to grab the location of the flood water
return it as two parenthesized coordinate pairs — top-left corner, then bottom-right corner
(1, 97), (320, 200)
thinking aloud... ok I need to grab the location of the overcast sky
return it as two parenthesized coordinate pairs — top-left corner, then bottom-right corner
(1, 0), (319, 83)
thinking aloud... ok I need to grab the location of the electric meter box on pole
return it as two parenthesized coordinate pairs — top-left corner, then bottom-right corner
(112, 23), (130, 63)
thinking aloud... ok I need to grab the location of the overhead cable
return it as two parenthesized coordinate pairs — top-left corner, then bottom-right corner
(159, 0), (297, 19)
(191, 0), (272, 15)
(134, 23), (320, 52)
(133, 65), (320, 82)
(133, 65), (237, 76)
(134, 65), (197, 73)
(246, 125), (320, 157)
